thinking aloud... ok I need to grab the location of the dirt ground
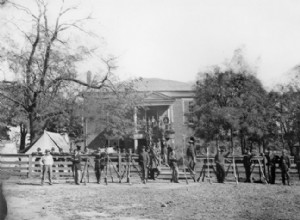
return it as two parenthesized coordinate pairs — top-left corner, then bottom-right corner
(2, 177), (300, 220)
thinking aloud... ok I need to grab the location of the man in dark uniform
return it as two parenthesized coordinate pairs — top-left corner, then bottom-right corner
(166, 139), (173, 167)
(0, 182), (7, 220)
(265, 148), (278, 184)
(294, 148), (300, 180)
(169, 147), (179, 183)
(186, 137), (196, 174)
(70, 146), (82, 185)
(243, 149), (253, 183)
(215, 145), (230, 183)
(139, 146), (150, 184)
(94, 147), (107, 184)
(149, 143), (161, 180)
(280, 150), (291, 185)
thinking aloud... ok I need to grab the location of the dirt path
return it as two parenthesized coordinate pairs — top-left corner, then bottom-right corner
(2, 178), (300, 220)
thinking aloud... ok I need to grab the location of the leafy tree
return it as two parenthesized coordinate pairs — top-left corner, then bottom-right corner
(82, 78), (144, 146)
(193, 49), (269, 153)
(269, 86), (300, 154)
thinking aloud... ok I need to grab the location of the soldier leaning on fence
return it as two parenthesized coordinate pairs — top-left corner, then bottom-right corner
(94, 147), (107, 184)
(169, 147), (179, 183)
(187, 137), (196, 174)
(243, 149), (254, 183)
(40, 149), (54, 185)
(70, 147), (82, 185)
(214, 146), (230, 183)
(280, 150), (291, 186)
(139, 146), (150, 184)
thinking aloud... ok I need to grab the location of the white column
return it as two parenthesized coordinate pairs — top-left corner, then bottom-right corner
(134, 107), (138, 152)
(170, 104), (174, 123)
(134, 107), (137, 133)
(134, 139), (138, 153)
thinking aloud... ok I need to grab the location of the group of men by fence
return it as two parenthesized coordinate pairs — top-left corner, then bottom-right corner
(38, 136), (299, 186)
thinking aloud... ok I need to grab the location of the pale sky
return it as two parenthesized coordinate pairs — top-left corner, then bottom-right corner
(83, 0), (300, 89)
(2, 0), (300, 89)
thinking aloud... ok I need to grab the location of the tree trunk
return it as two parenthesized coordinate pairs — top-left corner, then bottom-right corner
(240, 135), (244, 154)
(29, 112), (34, 145)
(262, 138), (266, 153)
(19, 123), (27, 151)
(287, 140), (293, 156)
(230, 128), (234, 149)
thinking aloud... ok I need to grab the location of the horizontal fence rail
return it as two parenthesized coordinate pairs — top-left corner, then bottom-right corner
(0, 153), (299, 183)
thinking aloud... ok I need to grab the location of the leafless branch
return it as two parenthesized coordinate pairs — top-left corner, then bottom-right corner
(0, 91), (27, 110)
(7, 0), (39, 20)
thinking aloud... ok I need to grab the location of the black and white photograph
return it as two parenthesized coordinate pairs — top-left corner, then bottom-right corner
(1, 0), (300, 219)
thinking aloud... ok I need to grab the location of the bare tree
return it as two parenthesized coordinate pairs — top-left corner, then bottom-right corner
(0, 0), (115, 147)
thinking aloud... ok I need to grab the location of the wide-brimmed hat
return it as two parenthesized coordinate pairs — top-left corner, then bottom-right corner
(188, 136), (195, 144)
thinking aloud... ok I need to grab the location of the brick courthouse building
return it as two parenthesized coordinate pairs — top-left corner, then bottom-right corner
(132, 78), (195, 151)
(87, 78), (195, 152)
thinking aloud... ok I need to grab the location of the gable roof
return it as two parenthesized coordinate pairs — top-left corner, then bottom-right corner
(145, 91), (174, 100)
(24, 130), (70, 154)
(135, 78), (194, 92)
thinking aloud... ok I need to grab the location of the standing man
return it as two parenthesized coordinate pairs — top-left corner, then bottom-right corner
(169, 147), (179, 183)
(162, 141), (168, 165)
(40, 149), (54, 185)
(214, 145), (230, 183)
(243, 149), (253, 183)
(294, 148), (300, 180)
(94, 147), (106, 184)
(139, 146), (150, 184)
(71, 146), (82, 185)
(166, 139), (173, 166)
(265, 148), (277, 184)
(186, 137), (196, 174)
(280, 150), (291, 185)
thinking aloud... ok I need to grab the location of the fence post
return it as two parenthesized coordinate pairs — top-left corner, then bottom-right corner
(127, 149), (131, 183)
(118, 149), (121, 173)
(28, 154), (33, 178)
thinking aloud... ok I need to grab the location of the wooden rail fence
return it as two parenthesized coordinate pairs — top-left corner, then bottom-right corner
(0, 154), (299, 183)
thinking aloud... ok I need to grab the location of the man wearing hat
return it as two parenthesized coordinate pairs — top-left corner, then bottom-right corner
(280, 150), (291, 185)
(214, 145), (231, 183)
(139, 146), (150, 184)
(169, 147), (179, 183)
(186, 137), (196, 174)
(70, 146), (82, 185)
(243, 148), (253, 183)
(94, 147), (107, 184)
(265, 148), (278, 184)
(40, 149), (54, 185)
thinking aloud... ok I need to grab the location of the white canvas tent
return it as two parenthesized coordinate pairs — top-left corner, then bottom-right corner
(25, 130), (70, 154)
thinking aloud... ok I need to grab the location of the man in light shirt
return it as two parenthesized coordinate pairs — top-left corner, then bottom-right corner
(40, 149), (54, 185)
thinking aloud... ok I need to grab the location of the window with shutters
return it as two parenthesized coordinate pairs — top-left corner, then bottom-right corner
(187, 101), (194, 124)
(183, 100), (195, 125)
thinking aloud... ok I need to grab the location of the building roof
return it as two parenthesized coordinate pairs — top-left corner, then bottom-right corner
(135, 78), (194, 92)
